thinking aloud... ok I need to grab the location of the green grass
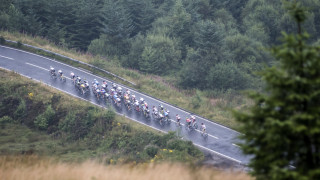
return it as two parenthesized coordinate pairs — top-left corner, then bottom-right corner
(0, 31), (251, 130)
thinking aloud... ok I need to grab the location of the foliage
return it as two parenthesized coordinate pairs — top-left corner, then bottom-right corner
(191, 90), (202, 109)
(139, 34), (180, 74)
(207, 62), (250, 90)
(0, 116), (13, 127)
(0, 36), (5, 44)
(34, 105), (55, 130)
(234, 3), (320, 179)
(13, 98), (26, 120)
(145, 145), (159, 157)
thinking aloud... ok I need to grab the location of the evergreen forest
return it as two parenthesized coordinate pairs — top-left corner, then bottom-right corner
(2, 0), (320, 91)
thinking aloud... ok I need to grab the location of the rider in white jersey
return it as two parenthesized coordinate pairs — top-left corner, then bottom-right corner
(201, 123), (206, 133)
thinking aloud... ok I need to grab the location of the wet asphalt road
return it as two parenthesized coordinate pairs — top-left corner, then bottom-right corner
(0, 45), (252, 165)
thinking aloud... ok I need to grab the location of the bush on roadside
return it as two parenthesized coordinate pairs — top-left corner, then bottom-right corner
(0, 36), (5, 44)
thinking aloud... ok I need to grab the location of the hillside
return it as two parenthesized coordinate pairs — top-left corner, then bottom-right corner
(0, 69), (203, 164)
(1, 0), (320, 92)
(0, 31), (246, 130)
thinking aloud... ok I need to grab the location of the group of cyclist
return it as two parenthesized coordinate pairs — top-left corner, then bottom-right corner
(49, 66), (207, 136)
(50, 66), (66, 81)
(91, 79), (109, 100)
(176, 114), (207, 135)
(152, 104), (171, 125)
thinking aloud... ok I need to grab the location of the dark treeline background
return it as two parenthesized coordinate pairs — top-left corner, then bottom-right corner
(1, 0), (320, 91)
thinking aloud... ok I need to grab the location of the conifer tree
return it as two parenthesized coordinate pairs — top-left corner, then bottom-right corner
(234, 3), (320, 180)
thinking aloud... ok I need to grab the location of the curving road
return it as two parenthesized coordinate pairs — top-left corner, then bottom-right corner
(0, 45), (251, 166)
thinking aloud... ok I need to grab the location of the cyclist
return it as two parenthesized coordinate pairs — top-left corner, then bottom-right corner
(102, 80), (108, 87)
(70, 72), (75, 82)
(186, 118), (192, 128)
(50, 66), (56, 76)
(140, 98), (145, 105)
(134, 100), (140, 111)
(159, 104), (164, 114)
(58, 70), (65, 81)
(131, 94), (136, 103)
(200, 123), (206, 135)
(192, 117), (197, 128)
(58, 70), (63, 76)
(101, 88), (106, 97)
(190, 115), (196, 122)
(126, 89), (131, 95)
(117, 87), (123, 97)
(112, 83), (117, 89)
(77, 76), (81, 82)
(176, 114), (181, 126)
(93, 79), (99, 86)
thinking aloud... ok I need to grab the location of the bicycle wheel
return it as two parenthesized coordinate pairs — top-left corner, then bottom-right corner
(204, 132), (208, 138)
(194, 123), (198, 129)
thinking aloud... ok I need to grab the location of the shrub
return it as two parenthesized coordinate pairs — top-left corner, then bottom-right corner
(0, 116), (13, 128)
(145, 145), (159, 157)
(207, 62), (250, 90)
(103, 109), (115, 125)
(0, 36), (5, 44)
(17, 41), (23, 48)
(13, 99), (26, 120)
(191, 90), (202, 109)
(34, 105), (55, 130)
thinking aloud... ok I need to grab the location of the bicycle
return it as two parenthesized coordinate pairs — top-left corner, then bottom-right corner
(185, 122), (192, 131)
(49, 70), (57, 79)
(59, 74), (66, 82)
(192, 122), (198, 129)
(176, 120), (181, 127)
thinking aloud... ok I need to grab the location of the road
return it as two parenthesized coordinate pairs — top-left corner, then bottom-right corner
(0, 45), (251, 165)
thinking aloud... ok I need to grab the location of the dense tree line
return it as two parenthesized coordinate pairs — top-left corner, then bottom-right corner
(1, 0), (320, 90)
(235, 4), (320, 179)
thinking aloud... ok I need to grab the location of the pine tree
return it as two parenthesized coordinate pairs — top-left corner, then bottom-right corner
(68, 0), (104, 50)
(234, 3), (320, 180)
(121, 0), (156, 37)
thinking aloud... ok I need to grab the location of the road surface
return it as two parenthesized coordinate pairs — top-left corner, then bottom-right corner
(0, 45), (251, 166)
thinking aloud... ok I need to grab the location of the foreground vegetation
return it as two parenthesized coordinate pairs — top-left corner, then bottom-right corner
(0, 156), (252, 180)
(235, 5), (320, 179)
(0, 69), (203, 164)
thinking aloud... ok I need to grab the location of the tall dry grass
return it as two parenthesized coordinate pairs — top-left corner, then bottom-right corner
(0, 156), (253, 180)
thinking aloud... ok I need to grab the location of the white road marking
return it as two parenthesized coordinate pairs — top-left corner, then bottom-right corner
(194, 143), (242, 164)
(289, 165), (296, 169)
(0, 67), (12, 71)
(0, 54), (14, 60)
(26, 62), (49, 71)
(232, 143), (241, 147)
